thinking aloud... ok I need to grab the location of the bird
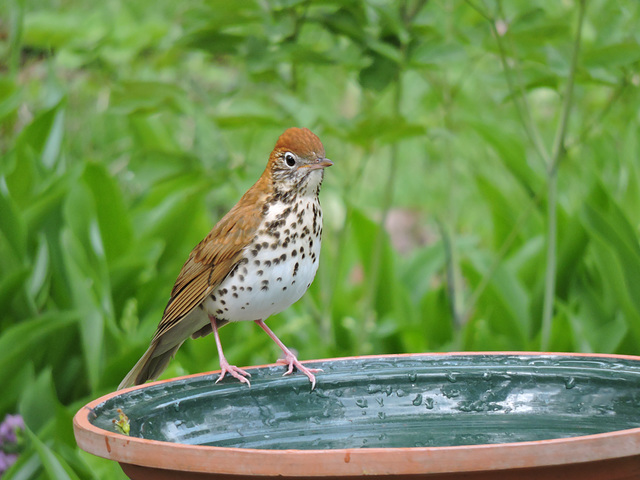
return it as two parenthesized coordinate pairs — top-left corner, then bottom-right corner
(118, 128), (332, 391)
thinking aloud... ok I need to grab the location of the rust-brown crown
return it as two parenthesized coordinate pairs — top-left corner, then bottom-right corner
(273, 127), (325, 161)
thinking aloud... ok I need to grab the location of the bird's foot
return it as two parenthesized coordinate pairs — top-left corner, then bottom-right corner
(277, 355), (322, 390)
(216, 360), (251, 387)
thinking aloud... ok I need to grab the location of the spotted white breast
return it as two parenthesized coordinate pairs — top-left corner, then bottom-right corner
(202, 194), (322, 323)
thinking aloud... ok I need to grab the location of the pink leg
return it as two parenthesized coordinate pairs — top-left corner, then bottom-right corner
(254, 319), (322, 389)
(210, 315), (251, 386)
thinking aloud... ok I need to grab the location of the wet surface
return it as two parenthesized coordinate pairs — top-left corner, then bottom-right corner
(90, 355), (640, 449)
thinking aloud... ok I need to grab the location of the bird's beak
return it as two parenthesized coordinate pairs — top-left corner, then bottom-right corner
(304, 159), (333, 170)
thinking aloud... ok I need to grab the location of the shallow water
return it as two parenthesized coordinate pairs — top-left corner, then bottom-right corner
(92, 354), (640, 450)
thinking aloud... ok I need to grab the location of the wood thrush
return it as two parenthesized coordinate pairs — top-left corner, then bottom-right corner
(118, 128), (332, 391)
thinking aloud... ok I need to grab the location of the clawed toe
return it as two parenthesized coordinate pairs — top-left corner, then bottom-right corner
(281, 355), (321, 389)
(216, 364), (251, 387)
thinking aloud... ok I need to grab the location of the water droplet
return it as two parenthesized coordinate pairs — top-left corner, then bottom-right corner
(441, 386), (460, 398)
(424, 397), (434, 409)
(564, 377), (576, 389)
(174, 420), (184, 427)
(367, 384), (383, 394)
(173, 402), (180, 412)
(356, 398), (368, 408)
(409, 373), (417, 382)
(445, 372), (458, 383)
(376, 397), (384, 407)
(378, 411), (386, 420)
(396, 388), (408, 397)
(412, 394), (423, 406)
(482, 372), (492, 380)
(378, 433), (388, 441)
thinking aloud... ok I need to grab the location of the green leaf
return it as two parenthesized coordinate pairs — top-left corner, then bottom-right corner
(19, 368), (59, 433)
(351, 115), (425, 146)
(584, 42), (640, 69)
(110, 81), (186, 115)
(409, 42), (465, 67)
(26, 233), (50, 306)
(25, 428), (82, 480)
(350, 208), (396, 318)
(470, 120), (539, 197)
(0, 188), (27, 261)
(60, 229), (106, 391)
(0, 77), (22, 121)
(2, 450), (42, 480)
(179, 30), (248, 56)
(0, 312), (78, 389)
(464, 252), (530, 347)
(82, 163), (133, 262)
(23, 11), (88, 49)
(581, 185), (640, 345)
(359, 51), (398, 91)
(320, 6), (367, 46)
(419, 287), (454, 349)
(0, 363), (34, 417)
(15, 98), (66, 170)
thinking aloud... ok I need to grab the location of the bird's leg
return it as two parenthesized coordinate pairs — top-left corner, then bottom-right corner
(210, 315), (251, 386)
(254, 319), (322, 389)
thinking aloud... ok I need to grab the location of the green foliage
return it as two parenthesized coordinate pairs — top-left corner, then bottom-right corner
(1, 0), (640, 478)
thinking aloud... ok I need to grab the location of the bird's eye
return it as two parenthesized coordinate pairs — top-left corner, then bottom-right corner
(284, 152), (296, 167)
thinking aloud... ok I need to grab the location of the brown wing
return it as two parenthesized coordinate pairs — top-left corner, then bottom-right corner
(152, 180), (269, 341)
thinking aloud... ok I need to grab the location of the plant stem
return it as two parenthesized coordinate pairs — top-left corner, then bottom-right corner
(361, 0), (421, 340)
(462, 186), (544, 322)
(540, 0), (586, 350)
(465, 0), (551, 166)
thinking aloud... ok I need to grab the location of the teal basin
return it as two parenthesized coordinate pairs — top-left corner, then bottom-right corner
(90, 353), (640, 449)
(74, 353), (640, 478)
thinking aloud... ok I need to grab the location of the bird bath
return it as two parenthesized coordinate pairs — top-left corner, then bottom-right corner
(74, 352), (640, 479)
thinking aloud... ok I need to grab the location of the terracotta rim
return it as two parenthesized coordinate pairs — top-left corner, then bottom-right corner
(73, 352), (640, 476)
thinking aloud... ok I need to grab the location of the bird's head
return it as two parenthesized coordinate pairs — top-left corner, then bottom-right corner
(267, 128), (333, 195)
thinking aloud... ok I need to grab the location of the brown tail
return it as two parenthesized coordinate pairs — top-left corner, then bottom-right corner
(117, 341), (183, 390)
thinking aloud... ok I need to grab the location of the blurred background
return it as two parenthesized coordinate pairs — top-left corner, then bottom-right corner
(1, 0), (640, 478)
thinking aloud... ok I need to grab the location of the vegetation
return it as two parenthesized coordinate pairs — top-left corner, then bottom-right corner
(1, 0), (640, 478)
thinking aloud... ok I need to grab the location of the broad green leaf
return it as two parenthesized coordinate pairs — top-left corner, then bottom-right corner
(26, 233), (50, 305)
(320, 6), (367, 46)
(350, 208), (397, 318)
(19, 368), (59, 433)
(60, 228), (106, 391)
(110, 81), (186, 115)
(0, 312), (78, 388)
(358, 51), (398, 91)
(1, 450), (42, 480)
(15, 98), (66, 170)
(82, 162), (133, 262)
(419, 287), (454, 350)
(351, 115), (425, 146)
(179, 29), (248, 56)
(25, 428), (82, 480)
(409, 42), (466, 67)
(470, 121), (540, 197)
(0, 363), (34, 417)
(584, 42), (640, 69)
(582, 185), (640, 345)
(464, 252), (529, 346)
(214, 99), (285, 128)
(0, 77), (22, 120)
(23, 11), (89, 49)
(0, 188), (27, 261)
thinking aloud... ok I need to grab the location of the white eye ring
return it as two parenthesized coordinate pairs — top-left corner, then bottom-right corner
(284, 152), (296, 167)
